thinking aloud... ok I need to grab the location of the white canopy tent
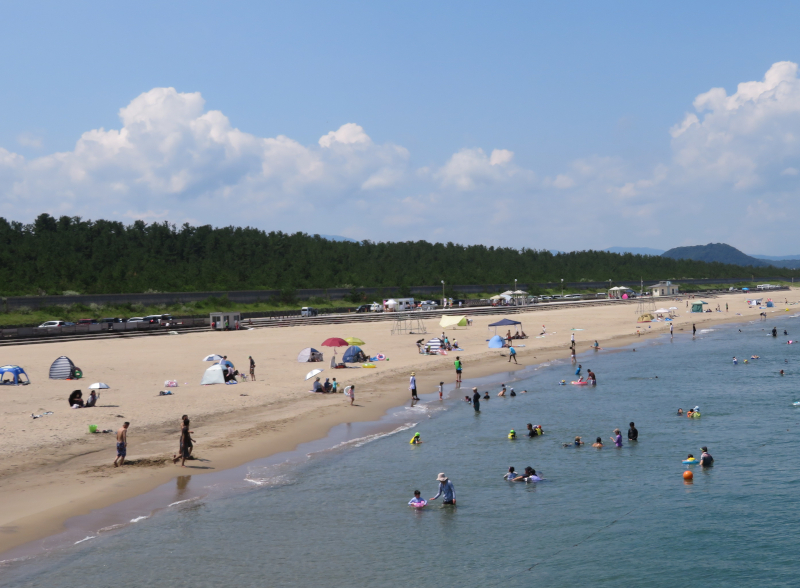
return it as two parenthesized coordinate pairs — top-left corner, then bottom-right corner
(201, 364), (226, 385)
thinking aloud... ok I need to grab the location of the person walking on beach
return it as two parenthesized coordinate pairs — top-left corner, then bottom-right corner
(570, 333), (575, 348)
(430, 473), (456, 505)
(508, 344), (518, 364)
(410, 372), (419, 405)
(454, 356), (463, 383)
(472, 387), (480, 412)
(114, 422), (129, 467)
(249, 356), (256, 381)
(174, 418), (195, 467)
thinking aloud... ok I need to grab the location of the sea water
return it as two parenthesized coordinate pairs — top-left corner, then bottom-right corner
(4, 316), (800, 587)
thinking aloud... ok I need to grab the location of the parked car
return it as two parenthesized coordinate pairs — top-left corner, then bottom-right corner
(38, 320), (67, 328)
(451, 299), (466, 307)
(126, 317), (145, 323)
(564, 294), (582, 300)
(301, 307), (318, 317)
(418, 300), (438, 310)
(369, 302), (383, 312)
(100, 317), (124, 324)
(77, 318), (98, 325)
(143, 314), (174, 325)
(355, 305), (371, 313)
(540, 296), (553, 301)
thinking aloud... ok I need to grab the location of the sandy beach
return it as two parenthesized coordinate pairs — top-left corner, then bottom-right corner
(0, 290), (793, 555)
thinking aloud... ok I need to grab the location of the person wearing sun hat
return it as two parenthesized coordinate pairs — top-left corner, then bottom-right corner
(430, 473), (456, 505)
(409, 372), (419, 405)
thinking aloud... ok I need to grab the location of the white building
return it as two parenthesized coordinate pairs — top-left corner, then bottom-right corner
(649, 281), (679, 297)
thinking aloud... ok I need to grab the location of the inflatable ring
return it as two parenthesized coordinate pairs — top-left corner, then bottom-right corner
(362, 363), (376, 368)
(410, 500), (427, 508)
(376, 354), (386, 361)
(682, 459), (698, 464)
(571, 381), (588, 386)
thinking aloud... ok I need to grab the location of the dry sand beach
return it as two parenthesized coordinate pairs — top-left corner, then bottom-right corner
(0, 290), (793, 555)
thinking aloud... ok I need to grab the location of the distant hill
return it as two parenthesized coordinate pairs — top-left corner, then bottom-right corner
(662, 243), (767, 267)
(752, 254), (800, 261)
(605, 247), (665, 256)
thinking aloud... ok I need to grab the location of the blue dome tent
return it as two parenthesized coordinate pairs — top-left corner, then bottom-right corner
(0, 365), (30, 385)
(488, 335), (505, 348)
(342, 346), (366, 363)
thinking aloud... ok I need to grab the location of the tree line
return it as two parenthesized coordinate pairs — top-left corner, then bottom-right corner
(0, 214), (794, 296)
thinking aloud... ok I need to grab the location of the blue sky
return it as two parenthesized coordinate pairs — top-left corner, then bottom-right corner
(2, 1), (800, 253)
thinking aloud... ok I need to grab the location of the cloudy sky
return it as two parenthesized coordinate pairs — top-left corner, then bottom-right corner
(2, 1), (800, 254)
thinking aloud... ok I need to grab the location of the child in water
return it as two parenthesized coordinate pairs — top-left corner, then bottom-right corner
(504, 466), (518, 480)
(509, 388), (516, 397)
(685, 453), (697, 463)
(408, 490), (426, 506)
(438, 382), (444, 400)
(508, 429), (517, 439)
(574, 436), (584, 446)
(483, 391), (490, 400)
(677, 408), (683, 415)
(410, 432), (422, 444)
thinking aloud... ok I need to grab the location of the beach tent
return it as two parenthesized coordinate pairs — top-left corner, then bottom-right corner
(488, 317), (522, 335)
(637, 313), (654, 322)
(342, 346), (365, 363)
(201, 364), (226, 385)
(297, 347), (324, 362)
(488, 335), (505, 348)
(691, 302), (708, 313)
(49, 356), (81, 380)
(439, 315), (468, 328)
(766, 300), (774, 308)
(424, 338), (442, 353)
(0, 365), (29, 385)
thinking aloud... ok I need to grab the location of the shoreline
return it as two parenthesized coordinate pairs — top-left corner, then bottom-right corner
(0, 292), (793, 558)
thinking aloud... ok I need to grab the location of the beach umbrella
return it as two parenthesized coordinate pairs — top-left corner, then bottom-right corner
(345, 337), (365, 346)
(203, 354), (223, 362)
(305, 368), (323, 380)
(88, 382), (110, 389)
(321, 338), (349, 347)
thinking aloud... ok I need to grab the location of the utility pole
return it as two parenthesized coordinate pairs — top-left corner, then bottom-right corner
(561, 278), (564, 297)
(441, 280), (445, 308)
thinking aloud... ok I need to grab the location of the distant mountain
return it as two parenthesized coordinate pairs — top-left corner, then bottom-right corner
(662, 243), (767, 267)
(316, 234), (357, 242)
(605, 247), (665, 256)
(752, 254), (800, 261)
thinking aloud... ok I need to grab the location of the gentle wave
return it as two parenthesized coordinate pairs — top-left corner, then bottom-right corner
(168, 497), (201, 507)
(74, 536), (96, 545)
(129, 516), (149, 523)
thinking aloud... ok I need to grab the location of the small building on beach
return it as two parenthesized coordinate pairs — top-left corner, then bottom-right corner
(649, 281), (679, 297)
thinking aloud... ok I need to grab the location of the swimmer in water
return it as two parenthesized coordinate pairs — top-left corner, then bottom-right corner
(464, 395), (471, 403)
(498, 385), (506, 397)
(410, 432), (422, 444)
(592, 437), (603, 448)
(733, 356), (738, 365)
(508, 429), (516, 440)
(509, 388), (516, 397)
(527, 423), (537, 437)
(780, 370), (785, 376)
(559, 380), (566, 385)
(522, 467), (542, 482)
(408, 490), (426, 506)
(503, 466), (518, 480)
(574, 436), (584, 446)
(685, 453), (696, 462)
(687, 409), (694, 418)
(520, 389), (528, 394)
(677, 408), (683, 415)
(483, 391), (490, 400)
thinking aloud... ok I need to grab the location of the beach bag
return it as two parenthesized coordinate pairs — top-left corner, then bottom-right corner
(164, 380), (178, 387)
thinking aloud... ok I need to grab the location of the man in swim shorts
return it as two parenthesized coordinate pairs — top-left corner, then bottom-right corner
(249, 355), (256, 381)
(114, 422), (129, 467)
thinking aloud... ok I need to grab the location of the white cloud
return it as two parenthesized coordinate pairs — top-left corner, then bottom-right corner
(435, 147), (533, 191)
(17, 132), (43, 148)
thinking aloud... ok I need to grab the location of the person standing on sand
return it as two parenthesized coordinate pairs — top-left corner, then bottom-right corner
(508, 345), (518, 364)
(249, 356), (256, 381)
(410, 372), (419, 405)
(472, 387), (480, 412)
(174, 418), (195, 467)
(454, 356), (463, 383)
(114, 422), (129, 467)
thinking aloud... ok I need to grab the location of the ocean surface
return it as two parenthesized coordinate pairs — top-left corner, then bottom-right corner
(4, 315), (800, 587)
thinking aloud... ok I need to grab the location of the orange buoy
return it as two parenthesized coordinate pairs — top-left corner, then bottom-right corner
(683, 470), (693, 481)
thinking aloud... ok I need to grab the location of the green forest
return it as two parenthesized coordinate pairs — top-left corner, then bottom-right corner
(0, 214), (795, 296)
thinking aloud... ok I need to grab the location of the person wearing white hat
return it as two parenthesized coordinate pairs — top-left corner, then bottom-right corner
(409, 372), (419, 405)
(430, 473), (456, 505)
